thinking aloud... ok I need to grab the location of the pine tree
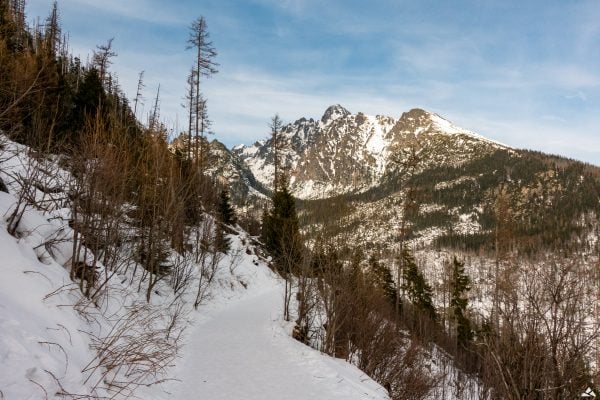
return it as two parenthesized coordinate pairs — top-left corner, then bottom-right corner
(450, 256), (473, 345)
(214, 188), (235, 253)
(269, 114), (284, 191)
(401, 248), (436, 320)
(368, 255), (397, 304)
(0, 0), (21, 52)
(261, 185), (300, 269)
(261, 184), (301, 321)
(70, 67), (105, 135)
(92, 38), (116, 85)
(218, 188), (236, 226)
(44, 1), (60, 57)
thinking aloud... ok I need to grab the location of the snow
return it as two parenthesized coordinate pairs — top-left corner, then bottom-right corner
(364, 115), (394, 175)
(166, 262), (388, 400)
(293, 179), (336, 199)
(245, 155), (275, 187)
(455, 212), (481, 235)
(0, 191), (99, 398)
(428, 113), (509, 148)
(434, 176), (476, 190)
(0, 213), (388, 399)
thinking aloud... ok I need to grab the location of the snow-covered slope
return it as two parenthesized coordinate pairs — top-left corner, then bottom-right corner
(164, 238), (388, 400)
(0, 138), (187, 399)
(0, 136), (388, 400)
(0, 197), (95, 398)
(233, 105), (508, 199)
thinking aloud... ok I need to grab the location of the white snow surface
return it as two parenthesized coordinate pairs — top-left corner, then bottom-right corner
(428, 113), (509, 148)
(165, 263), (389, 400)
(0, 193), (102, 399)
(364, 115), (389, 155)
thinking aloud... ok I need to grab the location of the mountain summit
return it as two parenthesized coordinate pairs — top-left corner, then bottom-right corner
(233, 105), (507, 199)
(320, 104), (351, 123)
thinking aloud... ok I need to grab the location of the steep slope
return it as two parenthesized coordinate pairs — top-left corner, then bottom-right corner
(299, 147), (600, 255)
(205, 139), (269, 203)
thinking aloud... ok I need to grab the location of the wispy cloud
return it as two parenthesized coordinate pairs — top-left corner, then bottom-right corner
(541, 65), (600, 89)
(203, 67), (416, 145)
(55, 0), (186, 25)
(446, 111), (600, 165)
(25, 0), (600, 165)
(565, 91), (587, 102)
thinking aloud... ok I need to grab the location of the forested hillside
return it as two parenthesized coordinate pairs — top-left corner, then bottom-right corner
(248, 106), (600, 399)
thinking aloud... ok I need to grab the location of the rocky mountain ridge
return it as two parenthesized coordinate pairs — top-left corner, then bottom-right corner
(232, 105), (509, 200)
(200, 105), (600, 257)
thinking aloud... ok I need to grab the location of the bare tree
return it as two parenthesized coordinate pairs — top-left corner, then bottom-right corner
(193, 217), (223, 309)
(0, 67), (44, 121)
(187, 16), (218, 170)
(269, 114), (285, 191)
(68, 110), (133, 299)
(93, 38), (117, 85)
(133, 70), (145, 119)
(185, 66), (196, 160)
(148, 84), (161, 132)
(298, 242), (437, 400)
(390, 139), (423, 316)
(43, 1), (61, 57)
(195, 94), (211, 166)
(81, 302), (183, 398)
(480, 255), (599, 399)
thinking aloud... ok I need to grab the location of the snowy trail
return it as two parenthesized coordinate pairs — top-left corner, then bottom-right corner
(167, 280), (388, 400)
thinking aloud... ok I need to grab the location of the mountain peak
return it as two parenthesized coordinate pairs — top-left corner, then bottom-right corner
(399, 108), (431, 123)
(321, 104), (351, 123)
(233, 105), (509, 199)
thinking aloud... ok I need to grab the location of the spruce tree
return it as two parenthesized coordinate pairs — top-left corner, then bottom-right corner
(269, 114), (284, 191)
(368, 255), (397, 304)
(401, 248), (436, 320)
(217, 188), (236, 226)
(261, 184), (301, 321)
(261, 185), (300, 270)
(214, 188), (235, 253)
(450, 256), (472, 345)
(214, 223), (230, 254)
(70, 67), (105, 135)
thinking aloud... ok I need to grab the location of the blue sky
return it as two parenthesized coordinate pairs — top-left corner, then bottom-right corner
(27, 0), (600, 165)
